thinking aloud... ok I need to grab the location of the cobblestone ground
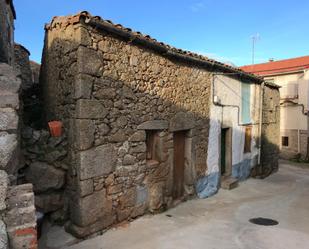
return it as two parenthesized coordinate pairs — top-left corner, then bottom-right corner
(61, 160), (309, 249)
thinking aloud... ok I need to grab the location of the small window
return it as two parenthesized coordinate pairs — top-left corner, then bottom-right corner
(146, 130), (159, 162)
(244, 126), (252, 153)
(282, 136), (289, 147)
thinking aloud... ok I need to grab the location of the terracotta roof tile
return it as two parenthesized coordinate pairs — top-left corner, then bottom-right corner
(46, 11), (263, 83)
(240, 56), (309, 76)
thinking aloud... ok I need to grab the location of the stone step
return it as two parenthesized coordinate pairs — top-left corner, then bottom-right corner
(4, 206), (36, 227)
(221, 177), (238, 190)
(6, 192), (34, 210)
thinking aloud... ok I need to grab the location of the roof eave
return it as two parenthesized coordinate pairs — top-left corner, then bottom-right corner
(83, 16), (262, 84)
(257, 69), (306, 77)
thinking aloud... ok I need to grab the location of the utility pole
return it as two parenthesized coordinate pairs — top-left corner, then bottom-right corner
(251, 34), (260, 65)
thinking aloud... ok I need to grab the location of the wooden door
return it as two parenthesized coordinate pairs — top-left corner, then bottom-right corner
(221, 128), (227, 175)
(173, 131), (186, 199)
(221, 128), (232, 176)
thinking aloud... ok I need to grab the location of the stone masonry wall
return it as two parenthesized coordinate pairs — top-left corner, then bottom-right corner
(0, 2), (39, 248)
(0, 52), (38, 249)
(41, 16), (212, 237)
(22, 128), (68, 224)
(0, 63), (21, 180)
(14, 44), (32, 92)
(4, 184), (37, 249)
(0, 170), (9, 249)
(260, 84), (280, 177)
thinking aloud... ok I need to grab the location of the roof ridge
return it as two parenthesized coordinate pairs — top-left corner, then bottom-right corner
(240, 55), (309, 68)
(45, 11), (263, 83)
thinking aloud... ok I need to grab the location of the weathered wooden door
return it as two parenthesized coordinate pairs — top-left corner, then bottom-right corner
(221, 128), (232, 176)
(173, 131), (186, 199)
(221, 128), (227, 175)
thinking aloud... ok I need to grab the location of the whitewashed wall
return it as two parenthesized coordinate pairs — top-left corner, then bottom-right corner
(206, 75), (261, 178)
(265, 70), (309, 131)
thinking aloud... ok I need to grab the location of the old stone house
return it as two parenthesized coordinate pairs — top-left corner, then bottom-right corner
(39, 11), (280, 238)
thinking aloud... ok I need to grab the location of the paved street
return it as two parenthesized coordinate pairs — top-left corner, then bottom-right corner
(64, 161), (309, 249)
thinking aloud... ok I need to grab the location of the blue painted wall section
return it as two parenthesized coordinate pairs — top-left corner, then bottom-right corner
(232, 158), (256, 181)
(195, 172), (220, 198)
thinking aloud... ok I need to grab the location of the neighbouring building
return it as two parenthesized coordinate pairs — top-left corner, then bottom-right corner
(241, 56), (309, 160)
(0, 0), (15, 65)
(39, 11), (280, 238)
(0, 0), (38, 248)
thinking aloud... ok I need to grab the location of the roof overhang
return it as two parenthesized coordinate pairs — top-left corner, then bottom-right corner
(46, 11), (263, 84)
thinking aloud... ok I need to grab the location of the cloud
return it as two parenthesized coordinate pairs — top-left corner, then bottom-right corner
(190, 2), (206, 12)
(191, 50), (270, 66)
(194, 51), (238, 66)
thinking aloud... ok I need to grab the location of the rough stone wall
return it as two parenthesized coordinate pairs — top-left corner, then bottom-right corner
(0, 63), (21, 179)
(0, 57), (39, 249)
(4, 184), (37, 249)
(0, 170), (37, 249)
(21, 129), (68, 223)
(14, 44), (32, 91)
(41, 19), (212, 237)
(260, 84), (280, 177)
(0, 0), (15, 65)
(30, 61), (40, 86)
(0, 170), (9, 249)
(11, 34), (69, 225)
(0, 2), (39, 247)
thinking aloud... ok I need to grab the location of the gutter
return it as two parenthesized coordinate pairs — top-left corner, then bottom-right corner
(262, 69), (306, 77)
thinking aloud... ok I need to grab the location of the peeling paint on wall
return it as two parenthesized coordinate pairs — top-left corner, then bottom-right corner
(205, 75), (261, 187)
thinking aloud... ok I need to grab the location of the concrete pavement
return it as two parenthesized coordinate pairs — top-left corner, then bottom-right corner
(64, 161), (309, 249)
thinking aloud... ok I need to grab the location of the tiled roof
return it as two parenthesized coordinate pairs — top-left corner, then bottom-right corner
(14, 43), (30, 55)
(240, 56), (309, 76)
(46, 11), (263, 83)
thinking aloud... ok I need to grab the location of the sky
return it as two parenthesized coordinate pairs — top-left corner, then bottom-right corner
(13, 0), (309, 66)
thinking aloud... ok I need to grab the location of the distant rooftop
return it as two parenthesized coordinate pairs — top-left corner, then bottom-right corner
(240, 56), (309, 76)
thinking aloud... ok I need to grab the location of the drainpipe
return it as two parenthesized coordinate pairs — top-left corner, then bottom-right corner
(258, 82), (265, 165)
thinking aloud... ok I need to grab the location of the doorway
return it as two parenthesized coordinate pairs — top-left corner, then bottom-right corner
(221, 128), (232, 176)
(173, 131), (186, 199)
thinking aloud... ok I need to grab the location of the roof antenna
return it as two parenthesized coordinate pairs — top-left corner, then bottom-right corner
(251, 33), (260, 65)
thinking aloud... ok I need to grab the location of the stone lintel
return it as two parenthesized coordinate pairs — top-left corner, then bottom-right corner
(169, 112), (194, 132)
(137, 120), (168, 130)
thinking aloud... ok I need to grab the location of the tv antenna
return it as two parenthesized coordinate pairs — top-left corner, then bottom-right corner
(251, 33), (260, 65)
